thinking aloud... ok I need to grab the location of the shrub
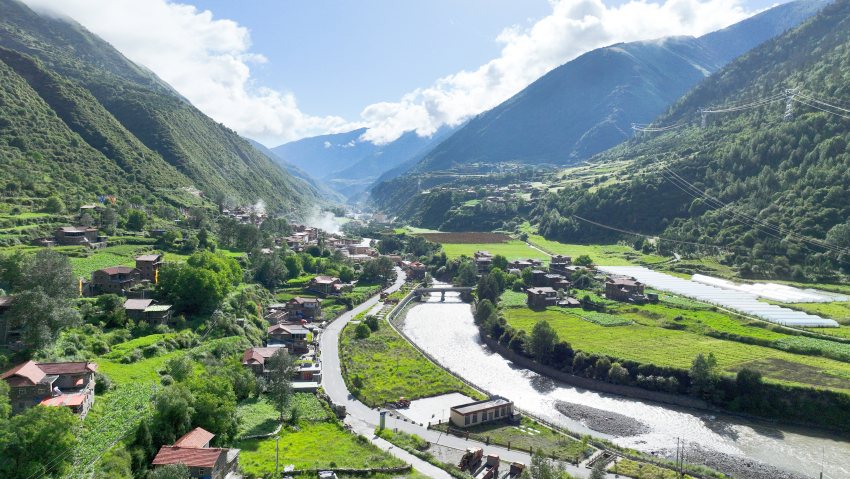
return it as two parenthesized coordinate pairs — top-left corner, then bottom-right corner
(355, 322), (371, 339)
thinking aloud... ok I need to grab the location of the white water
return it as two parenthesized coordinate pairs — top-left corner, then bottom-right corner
(401, 292), (850, 478)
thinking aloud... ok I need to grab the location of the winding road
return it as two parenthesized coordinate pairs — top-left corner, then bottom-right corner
(319, 268), (610, 478)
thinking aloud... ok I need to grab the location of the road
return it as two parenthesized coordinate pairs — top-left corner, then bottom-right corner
(319, 268), (612, 478)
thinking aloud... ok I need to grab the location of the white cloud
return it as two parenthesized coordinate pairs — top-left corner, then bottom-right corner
(22, 0), (755, 147)
(21, 0), (357, 146)
(359, 0), (754, 144)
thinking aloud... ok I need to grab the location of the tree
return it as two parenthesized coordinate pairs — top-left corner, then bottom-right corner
(6, 289), (80, 350)
(492, 254), (508, 271)
(127, 209), (147, 231)
(529, 320), (558, 365)
(364, 315), (379, 332)
(164, 356), (194, 382)
(15, 249), (76, 298)
(528, 451), (562, 479)
(339, 266), (355, 283)
(589, 461), (606, 479)
(455, 261), (478, 287)
(355, 322), (371, 339)
(151, 385), (194, 447)
(189, 376), (238, 442)
(475, 300), (496, 325)
(735, 367), (764, 410)
(689, 353), (719, 400)
(360, 257), (396, 284)
(477, 273), (501, 304)
(593, 357), (611, 380)
(146, 464), (190, 479)
(283, 254), (303, 279)
(43, 195), (65, 214)
(570, 268), (593, 290)
(0, 406), (77, 479)
(609, 362), (630, 384)
(266, 348), (296, 421)
(574, 255), (593, 266)
(253, 253), (288, 289)
(94, 448), (133, 479)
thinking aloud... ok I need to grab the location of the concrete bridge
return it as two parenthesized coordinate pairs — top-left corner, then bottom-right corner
(413, 286), (474, 302)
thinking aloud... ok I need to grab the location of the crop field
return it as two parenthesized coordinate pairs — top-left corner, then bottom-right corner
(610, 459), (695, 479)
(781, 301), (850, 325)
(339, 315), (481, 407)
(418, 232), (513, 244)
(439, 240), (547, 260)
(526, 234), (667, 266)
(503, 307), (850, 392)
(499, 290), (529, 308)
(567, 309), (633, 327)
(237, 422), (405, 474)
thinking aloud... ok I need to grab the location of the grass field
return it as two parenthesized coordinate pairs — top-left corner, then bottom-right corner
(503, 307), (850, 392)
(781, 301), (850, 325)
(610, 459), (695, 479)
(433, 416), (590, 462)
(339, 315), (482, 407)
(526, 234), (666, 266)
(236, 394), (329, 438)
(237, 422), (405, 474)
(439, 240), (547, 260)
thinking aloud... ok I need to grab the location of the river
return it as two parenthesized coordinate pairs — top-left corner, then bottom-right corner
(400, 292), (850, 479)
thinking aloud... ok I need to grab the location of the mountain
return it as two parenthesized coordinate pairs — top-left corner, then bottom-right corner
(0, 0), (318, 214)
(247, 138), (344, 203)
(534, 0), (850, 279)
(271, 126), (454, 198)
(371, 0), (826, 214)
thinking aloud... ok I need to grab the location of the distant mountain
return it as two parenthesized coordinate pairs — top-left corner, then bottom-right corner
(534, 0), (850, 279)
(405, 0), (826, 174)
(271, 126), (454, 198)
(247, 138), (344, 203)
(0, 0), (318, 214)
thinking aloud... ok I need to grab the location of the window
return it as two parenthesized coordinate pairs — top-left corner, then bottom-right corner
(471, 413), (478, 423)
(464, 415), (470, 425)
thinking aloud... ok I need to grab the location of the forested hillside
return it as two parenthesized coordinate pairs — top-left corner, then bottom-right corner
(535, 0), (850, 280)
(0, 0), (318, 213)
(370, 0), (824, 211)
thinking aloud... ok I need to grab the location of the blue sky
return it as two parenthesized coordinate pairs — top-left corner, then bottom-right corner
(27, 0), (785, 145)
(186, 1), (552, 119)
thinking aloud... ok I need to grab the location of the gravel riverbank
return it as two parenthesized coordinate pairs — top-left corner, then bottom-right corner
(554, 401), (650, 437)
(680, 444), (809, 479)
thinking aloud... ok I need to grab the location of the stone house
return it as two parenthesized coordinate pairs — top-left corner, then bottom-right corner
(89, 266), (142, 295)
(151, 427), (240, 479)
(124, 298), (173, 324)
(1, 360), (97, 417)
(135, 254), (163, 283)
(285, 297), (321, 321)
(526, 287), (558, 309)
(605, 276), (646, 302)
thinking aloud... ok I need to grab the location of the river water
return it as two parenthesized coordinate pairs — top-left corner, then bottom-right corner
(401, 292), (850, 479)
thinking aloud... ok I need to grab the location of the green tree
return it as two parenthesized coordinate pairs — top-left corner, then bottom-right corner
(609, 362), (630, 384)
(146, 464), (190, 479)
(0, 406), (77, 479)
(15, 249), (76, 298)
(266, 348), (296, 422)
(455, 261), (478, 287)
(164, 356), (194, 382)
(189, 376), (238, 442)
(593, 357), (611, 380)
(574, 255), (593, 266)
(360, 256), (396, 284)
(283, 254), (303, 279)
(253, 253), (288, 290)
(355, 322), (372, 339)
(475, 300), (496, 325)
(94, 448), (133, 479)
(7, 289), (80, 350)
(689, 353), (719, 400)
(492, 254), (508, 271)
(528, 451), (563, 479)
(43, 195), (65, 214)
(477, 273), (501, 304)
(339, 266), (355, 283)
(151, 384), (194, 447)
(589, 461), (606, 479)
(126, 209), (147, 231)
(364, 315), (379, 332)
(529, 320), (559, 365)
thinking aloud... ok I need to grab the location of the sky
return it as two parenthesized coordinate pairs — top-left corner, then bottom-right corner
(23, 0), (784, 147)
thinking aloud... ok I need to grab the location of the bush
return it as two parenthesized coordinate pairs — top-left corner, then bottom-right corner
(94, 372), (112, 395)
(364, 315), (380, 332)
(355, 322), (371, 339)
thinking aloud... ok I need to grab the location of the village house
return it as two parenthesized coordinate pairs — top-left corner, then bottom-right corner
(88, 266), (142, 295)
(549, 255), (572, 274)
(124, 298), (173, 324)
(530, 271), (570, 291)
(407, 261), (427, 280)
(263, 303), (289, 324)
(242, 346), (321, 389)
(474, 251), (493, 274)
(605, 276), (647, 303)
(151, 427), (240, 479)
(450, 397), (515, 428)
(292, 225), (319, 242)
(268, 323), (310, 354)
(135, 254), (163, 283)
(1, 360), (97, 417)
(285, 297), (321, 321)
(54, 226), (106, 248)
(308, 276), (344, 296)
(241, 346), (286, 375)
(507, 259), (543, 271)
(526, 287), (559, 309)
(559, 265), (587, 281)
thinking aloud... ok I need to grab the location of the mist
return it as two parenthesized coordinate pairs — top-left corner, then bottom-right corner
(303, 207), (342, 234)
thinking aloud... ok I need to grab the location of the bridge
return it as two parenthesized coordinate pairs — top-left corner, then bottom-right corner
(413, 286), (474, 302)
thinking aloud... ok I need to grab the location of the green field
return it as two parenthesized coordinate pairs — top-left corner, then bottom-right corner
(236, 394), (329, 438)
(781, 301), (850, 325)
(237, 422), (405, 474)
(433, 416), (589, 462)
(526, 234), (667, 266)
(440, 240), (547, 260)
(611, 459), (695, 479)
(503, 307), (850, 392)
(339, 315), (482, 407)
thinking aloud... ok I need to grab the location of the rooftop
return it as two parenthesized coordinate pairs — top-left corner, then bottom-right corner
(136, 254), (163, 262)
(40, 393), (86, 408)
(124, 299), (155, 311)
(527, 287), (557, 295)
(451, 397), (512, 415)
(98, 266), (138, 276)
(174, 427), (215, 448)
(152, 446), (225, 468)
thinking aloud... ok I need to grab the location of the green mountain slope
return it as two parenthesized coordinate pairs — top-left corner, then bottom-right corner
(0, 0), (316, 213)
(535, 0), (850, 279)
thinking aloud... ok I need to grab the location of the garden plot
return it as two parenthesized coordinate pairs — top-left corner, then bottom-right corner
(599, 267), (839, 328)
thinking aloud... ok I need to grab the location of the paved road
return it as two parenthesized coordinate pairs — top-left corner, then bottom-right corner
(319, 268), (609, 478)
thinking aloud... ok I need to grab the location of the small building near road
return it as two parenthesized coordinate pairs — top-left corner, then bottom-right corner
(450, 397), (515, 428)
(407, 261), (427, 280)
(241, 346), (286, 375)
(526, 287), (558, 309)
(268, 323), (310, 353)
(151, 427), (240, 479)
(308, 276), (344, 296)
(285, 297), (321, 321)
(1, 360), (97, 417)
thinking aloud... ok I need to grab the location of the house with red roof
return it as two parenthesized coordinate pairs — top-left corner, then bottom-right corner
(308, 275), (345, 295)
(1, 360), (97, 417)
(151, 427), (239, 479)
(89, 266), (142, 295)
(285, 296), (321, 320)
(241, 346), (286, 375)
